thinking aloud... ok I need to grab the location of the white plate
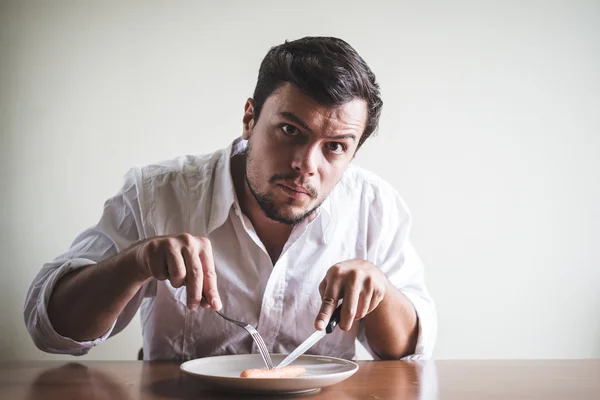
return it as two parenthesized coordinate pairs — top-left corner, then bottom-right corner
(180, 353), (359, 394)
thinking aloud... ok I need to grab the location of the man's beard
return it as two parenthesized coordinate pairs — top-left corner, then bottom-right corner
(244, 146), (322, 226)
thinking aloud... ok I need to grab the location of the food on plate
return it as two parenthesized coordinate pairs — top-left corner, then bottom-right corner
(240, 365), (306, 378)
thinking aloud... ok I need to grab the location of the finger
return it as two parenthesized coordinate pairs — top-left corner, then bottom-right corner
(355, 276), (374, 320)
(318, 279), (327, 298)
(199, 297), (211, 309)
(341, 276), (361, 331)
(315, 280), (341, 331)
(355, 290), (373, 320)
(367, 291), (384, 314)
(166, 248), (186, 289)
(198, 238), (222, 311)
(183, 248), (203, 311)
(146, 240), (168, 281)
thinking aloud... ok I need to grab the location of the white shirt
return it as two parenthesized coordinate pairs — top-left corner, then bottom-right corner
(24, 137), (437, 361)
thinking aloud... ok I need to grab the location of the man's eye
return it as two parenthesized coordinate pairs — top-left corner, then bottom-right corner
(281, 124), (299, 136)
(327, 142), (346, 155)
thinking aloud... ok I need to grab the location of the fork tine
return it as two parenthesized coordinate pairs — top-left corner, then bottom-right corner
(241, 325), (273, 369)
(252, 334), (268, 365)
(252, 332), (273, 369)
(253, 334), (272, 367)
(207, 301), (274, 369)
(261, 342), (273, 369)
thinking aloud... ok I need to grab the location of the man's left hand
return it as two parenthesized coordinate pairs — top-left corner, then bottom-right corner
(315, 259), (388, 331)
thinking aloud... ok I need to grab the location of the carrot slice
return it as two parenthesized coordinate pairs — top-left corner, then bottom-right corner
(240, 365), (306, 378)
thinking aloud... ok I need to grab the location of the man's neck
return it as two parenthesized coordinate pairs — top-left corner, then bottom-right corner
(231, 154), (293, 263)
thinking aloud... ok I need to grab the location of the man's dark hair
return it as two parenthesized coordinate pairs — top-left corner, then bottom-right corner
(252, 36), (383, 149)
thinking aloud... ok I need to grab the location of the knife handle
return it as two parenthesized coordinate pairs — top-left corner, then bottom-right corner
(326, 303), (343, 334)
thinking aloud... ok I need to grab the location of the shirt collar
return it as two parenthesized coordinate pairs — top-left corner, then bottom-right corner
(205, 138), (242, 234)
(205, 136), (333, 241)
(317, 195), (332, 244)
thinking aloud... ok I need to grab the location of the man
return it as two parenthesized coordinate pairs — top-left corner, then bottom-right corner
(24, 37), (436, 361)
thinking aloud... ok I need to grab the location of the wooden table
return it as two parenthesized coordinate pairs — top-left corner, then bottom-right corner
(1, 360), (599, 399)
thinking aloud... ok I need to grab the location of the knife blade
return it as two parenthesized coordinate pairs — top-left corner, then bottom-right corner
(276, 303), (343, 368)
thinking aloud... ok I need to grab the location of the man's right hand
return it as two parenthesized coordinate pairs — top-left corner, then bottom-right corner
(132, 233), (222, 311)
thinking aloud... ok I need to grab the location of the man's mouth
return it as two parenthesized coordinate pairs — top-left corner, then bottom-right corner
(279, 183), (310, 195)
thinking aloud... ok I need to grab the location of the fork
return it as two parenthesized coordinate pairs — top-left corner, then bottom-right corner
(202, 296), (274, 369)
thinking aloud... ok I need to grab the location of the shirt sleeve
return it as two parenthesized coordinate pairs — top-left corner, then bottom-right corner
(357, 183), (438, 360)
(23, 168), (147, 355)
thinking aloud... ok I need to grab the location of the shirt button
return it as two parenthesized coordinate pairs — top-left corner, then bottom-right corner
(267, 298), (275, 308)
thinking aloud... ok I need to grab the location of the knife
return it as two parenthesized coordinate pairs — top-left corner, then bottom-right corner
(276, 303), (343, 368)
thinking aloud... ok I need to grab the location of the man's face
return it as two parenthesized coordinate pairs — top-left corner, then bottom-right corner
(242, 82), (368, 225)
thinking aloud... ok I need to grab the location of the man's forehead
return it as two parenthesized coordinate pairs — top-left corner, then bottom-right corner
(265, 83), (368, 132)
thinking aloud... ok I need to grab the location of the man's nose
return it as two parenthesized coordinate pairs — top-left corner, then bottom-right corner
(290, 144), (319, 176)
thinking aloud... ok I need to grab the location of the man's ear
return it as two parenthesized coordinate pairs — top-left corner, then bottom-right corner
(242, 98), (256, 140)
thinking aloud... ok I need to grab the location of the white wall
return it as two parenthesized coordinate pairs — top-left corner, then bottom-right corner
(1, 0), (599, 361)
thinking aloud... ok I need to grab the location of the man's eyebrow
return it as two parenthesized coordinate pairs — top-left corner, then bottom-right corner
(328, 133), (357, 141)
(279, 111), (313, 133)
(278, 111), (357, 142)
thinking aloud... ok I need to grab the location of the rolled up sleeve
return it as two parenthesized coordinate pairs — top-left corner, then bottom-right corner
(396, 245), (437, 360)
(23, 168), (145, 355)
(358, 183), (437, 360)
(24, 258), (118, 355)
